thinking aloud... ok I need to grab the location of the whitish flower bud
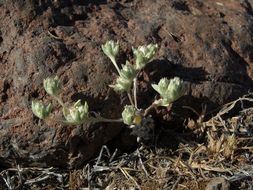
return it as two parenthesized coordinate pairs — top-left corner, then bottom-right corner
(102, 40), (121, 74)
(120, 61), (137, 80)
(101, 40), (119, 60)
(133, 43), (158, 70)
(152, 77), (184, 106)
(43, 76), (60, 96)
(63, 100), (89, 124)
(109, 77), (132, 92)
(32, 101), (52, 119)
(109, 61), (137, 93)
(122, 105), (136, 125)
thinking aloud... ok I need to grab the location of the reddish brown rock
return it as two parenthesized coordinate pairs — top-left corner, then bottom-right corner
(0, 0), (253, 168)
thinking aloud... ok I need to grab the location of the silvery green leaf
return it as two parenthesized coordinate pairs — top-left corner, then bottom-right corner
(43, 76), (61, 96)
(74, 99), (82, 107)
(133, 43), (158, 70)
(151, 84), (160, 94)
(63, 107), (70, 120)
(102, 40), (121, 74)
(70, 108), (80, 122)
(120, 61), (137, 80)
(134, 53), (146, 70)
(165, 77), (184, 102)
(151, 78), (169, 97)
(83, 101), (89, 114)
(160, 98), (171, 107)
(109, 83), (123, 92)
(63, 100), (89, 124)
(101, 40), (119, 59)
(122, 105), (136, 125)
(158, 78), (170, 97)
(110, 62), (136, 93)
(109, 77), (132, 92)
(32, 101), (52, 119)
(152, 77), (184, 107)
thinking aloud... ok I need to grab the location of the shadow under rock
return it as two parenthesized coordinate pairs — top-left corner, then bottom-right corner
(138, 59), (209, 111)
(70, 91), (121, 117)
(145, 59), (209, 84)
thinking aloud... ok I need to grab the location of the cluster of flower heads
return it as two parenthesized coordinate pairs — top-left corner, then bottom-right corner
(32, 40), (184, 127)
(102, 41), (159, 93)
(101, 40), (184, 126)
(32, 76), (90, 125)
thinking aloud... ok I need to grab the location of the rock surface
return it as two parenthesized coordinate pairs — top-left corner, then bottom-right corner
(0, 0), (253, 168)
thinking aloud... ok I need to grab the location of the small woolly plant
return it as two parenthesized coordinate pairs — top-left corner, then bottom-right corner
(101, 40), (184, 128)
(32, 40), (185, 139)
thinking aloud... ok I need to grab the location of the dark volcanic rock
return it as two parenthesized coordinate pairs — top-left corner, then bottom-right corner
(0, 0), (253, 168)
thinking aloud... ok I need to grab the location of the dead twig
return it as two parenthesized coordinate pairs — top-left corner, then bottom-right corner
(171, 176), (182, 190)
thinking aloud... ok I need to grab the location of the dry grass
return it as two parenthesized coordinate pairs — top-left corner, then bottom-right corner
(1, 94), (253, 189)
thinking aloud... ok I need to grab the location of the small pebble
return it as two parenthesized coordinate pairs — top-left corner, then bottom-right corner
(205, 177), (230, 190)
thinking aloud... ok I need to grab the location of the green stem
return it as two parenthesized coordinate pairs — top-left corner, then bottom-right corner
(127, 92), (135, 106)
(110, 57), (121, 75)
(62, 117), (123, 125)
(47, 117), (67, 124)
(52, 95), (65, 108)
(97, 117), (123, 123)
(90, 116), (123, 124)
(133, 77), (138, 109)
(144, 102), (157, 117)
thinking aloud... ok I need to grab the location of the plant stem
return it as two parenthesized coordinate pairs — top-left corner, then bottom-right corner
(127, 92), (135, 106)
(110, 57), (121, 75)
(97, 117), (123, 123)
(144, 102), (157, 116)
(133, 77), (138, 109)
(46, 117), (67, 124)
(52, 95), (65, 108)
(56, 116), (123, 125)
(90, 115), (123, 124)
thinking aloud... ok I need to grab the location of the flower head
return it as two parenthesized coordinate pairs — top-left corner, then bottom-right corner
(102, 40), (121, 73)
(32, 101), (52, 119)
(120, 61), (137, 80)
(43, 76), (60, 96)
(109, 61), (137, 92)
(101, 40), (119, 59)
(122, 105), (136, 125)
(63, 100), (89, 124)
(133, 43), (158, 70)
(152, 77), (184, 106)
